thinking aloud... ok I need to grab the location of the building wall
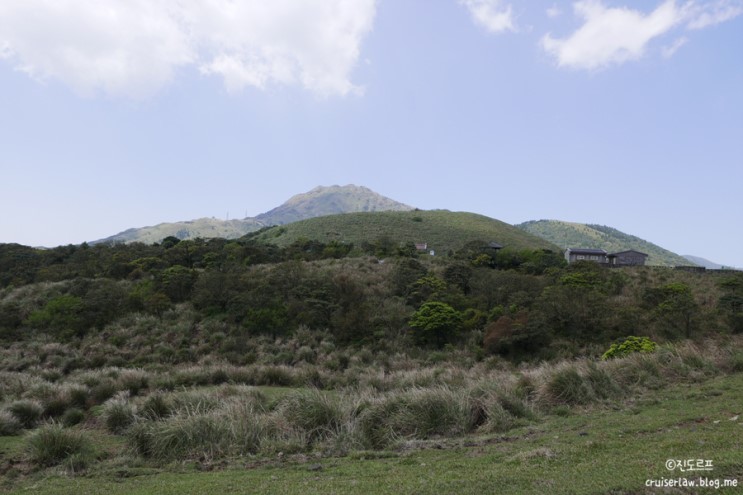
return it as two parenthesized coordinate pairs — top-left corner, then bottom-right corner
(568, 253), (608, 263)
(614, 252), (647, 266)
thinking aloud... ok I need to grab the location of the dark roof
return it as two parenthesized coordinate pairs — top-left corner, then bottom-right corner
(488, 242), (504, 249)
(567, 248), (607, 255)
(609, 250), (648, 257)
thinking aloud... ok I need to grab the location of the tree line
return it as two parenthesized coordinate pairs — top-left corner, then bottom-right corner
(1, 234), (741, 363)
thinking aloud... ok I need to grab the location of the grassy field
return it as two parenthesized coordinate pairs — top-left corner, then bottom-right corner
(4, 372), (742, 495)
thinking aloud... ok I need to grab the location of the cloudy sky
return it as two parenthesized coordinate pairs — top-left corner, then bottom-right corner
(1, 0), (741, 267)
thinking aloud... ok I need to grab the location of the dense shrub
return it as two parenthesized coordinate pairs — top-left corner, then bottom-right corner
(603, 336), (658, 360)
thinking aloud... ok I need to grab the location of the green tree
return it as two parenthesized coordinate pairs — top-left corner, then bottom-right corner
(718, 274), (743, 333)
(408, 301), (462, 348)
(647, 282), (698, 337)
(26, 295), (85, 338)
(243, 305), (289, 339)
(160, 265), (198, 303)
(407, 275), (447, 306)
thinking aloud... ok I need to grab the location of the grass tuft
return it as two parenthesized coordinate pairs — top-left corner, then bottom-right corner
(26, 423), (94, 468)
(8, 399), (43, 429)
(102, 396), (136, 434)
(544, 366), (594, 406)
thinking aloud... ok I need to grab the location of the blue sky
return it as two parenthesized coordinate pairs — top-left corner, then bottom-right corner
(1, 0), (741, 267)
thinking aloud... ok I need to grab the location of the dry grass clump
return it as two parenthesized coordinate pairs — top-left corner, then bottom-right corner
(26, 423), (94, 471)
(278, 389), (347, 443)
(7, 399), (43, 429)
(127, 412), (233, 462)
(101, 395), (137, 434)
(356, 386), (473, 449)
(468, 380), (537, 433)
(0, 410), (23, 435)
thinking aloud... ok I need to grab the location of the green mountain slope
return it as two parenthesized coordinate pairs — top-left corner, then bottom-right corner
(257, 210), (559, 253)
(93, 185), (413, 245)
(516, 220), (693, 267)
(94, 218), (265, 245)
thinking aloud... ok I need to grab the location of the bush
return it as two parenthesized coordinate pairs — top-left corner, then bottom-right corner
(90, 380), (118, 405)
(544, 367), (594, 406)
(729, 352), (743, 373)
(468, 384), (535, 434)
(26, 424), (94, 468)
(585, 363), (623, 400)
(279, 390), (345, 443)
(0, 410), (23, 436)
(602, 336), (657, 360)
(358, 387), (470, 449)
(102, 397), (136, 434)
(127, 413), (230, 462)
(61, 408), (85, 427)
(140, 393), (172, 421)
(65, 384), (90, 409)
(8, 400), (43, 428)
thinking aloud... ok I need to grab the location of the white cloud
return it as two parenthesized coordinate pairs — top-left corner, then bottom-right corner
(0, 1), (193, 98)
(547, 5), (563, 18)
(460, 0), (517, 33)
(541, 1), (743, 70)
(687, 0), (743, 29)
(662, 36), (688, 57)
(0, 0), (376, 98)
(184, 0), (376, 96)
(541, 1), (687, 70)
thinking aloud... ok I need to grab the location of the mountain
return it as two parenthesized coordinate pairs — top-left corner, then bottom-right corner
(682, 255), (736, 270)
(93, 218), (266, 245)
(516, 220), (693, 267)
(255, 185), (413, 225)
(93, 185), (414, 244)
(255, 210), (559, 254)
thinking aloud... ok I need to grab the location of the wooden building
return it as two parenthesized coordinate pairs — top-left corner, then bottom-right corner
(565, 248), (649, 266)
(607, 250), (648, 266)
(565, 248), (608, 263)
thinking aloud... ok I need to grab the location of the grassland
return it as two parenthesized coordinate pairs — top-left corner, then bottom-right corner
(256, 210), (558, 253)
(4, 371), (743, 494)
(3, 338), (743, 495)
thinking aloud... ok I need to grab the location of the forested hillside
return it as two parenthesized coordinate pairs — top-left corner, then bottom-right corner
(517, 220), (692, 267)
(1, 233), (740, 369)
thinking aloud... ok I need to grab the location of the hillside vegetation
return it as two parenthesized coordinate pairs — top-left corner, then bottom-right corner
(517, 220), (692, 267)
(2, 232), (743, 492)
(93, 217), (265, 245)
(94, 185), (413, 245)
(257, 210), (558, 254)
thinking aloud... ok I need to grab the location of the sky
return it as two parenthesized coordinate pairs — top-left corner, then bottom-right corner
(1, 0), (742, 267)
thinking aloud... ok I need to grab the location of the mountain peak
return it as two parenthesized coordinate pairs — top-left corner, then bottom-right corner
(255, 185), (414, 225)
(93, 185), (414, 244)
